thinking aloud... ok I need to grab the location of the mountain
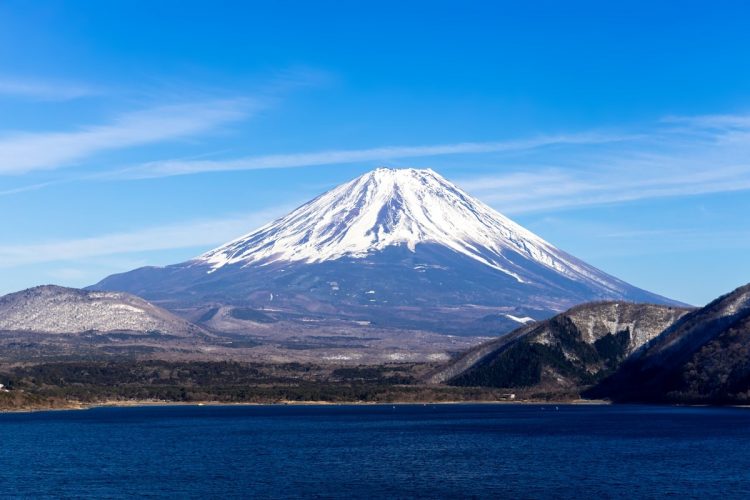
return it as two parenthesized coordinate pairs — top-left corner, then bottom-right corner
(429, 302), (691, 396)
(587, 283), (750, 404)
(92, 168), (680, 335)
(0, 285), (205, 337)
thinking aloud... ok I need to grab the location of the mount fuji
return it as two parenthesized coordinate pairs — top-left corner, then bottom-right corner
(92, 168), (681, 335)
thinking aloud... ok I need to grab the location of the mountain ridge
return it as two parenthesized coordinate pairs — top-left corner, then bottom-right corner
(427, 301), (691, 391)
(586, 283), (750, 403)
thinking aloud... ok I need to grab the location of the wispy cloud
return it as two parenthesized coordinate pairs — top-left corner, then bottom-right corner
(0, 76), (99, 101)
(0, 179), (65, 196)
(0, 207), (289, 268)
(662, 113), (750, 129)
(113, 133), (629, 179)
(454, 113), (750, 214)
(108, 111), (750, 214)
(461, 164), (750, 214)
(0, 99), (258, 175)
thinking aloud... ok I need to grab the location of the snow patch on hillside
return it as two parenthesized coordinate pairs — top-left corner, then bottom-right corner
(504, 314), (535, 324)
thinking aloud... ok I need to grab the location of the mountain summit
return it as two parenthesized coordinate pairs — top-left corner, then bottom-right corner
(199, 168), (621, 290)
(93, 168), (680, 335)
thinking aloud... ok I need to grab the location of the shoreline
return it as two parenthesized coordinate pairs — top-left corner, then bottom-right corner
(4, 398), (749, 415)
(0, 398), (611, 414)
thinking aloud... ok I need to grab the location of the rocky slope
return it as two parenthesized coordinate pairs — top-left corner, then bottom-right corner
(430, 302), (691, 393)
(92, 168), (681, 336)
(587, 283), (750, 403)
(0, 285), (206, 336)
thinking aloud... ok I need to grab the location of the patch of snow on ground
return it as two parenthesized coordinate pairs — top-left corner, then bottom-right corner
(504, 314), (535, 324)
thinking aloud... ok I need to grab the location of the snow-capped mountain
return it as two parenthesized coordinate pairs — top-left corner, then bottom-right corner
(199, 168), (625, 292)
(92, 168), (681, 335)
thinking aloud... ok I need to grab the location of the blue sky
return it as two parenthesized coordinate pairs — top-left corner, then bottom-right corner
(1, 1), (750, 305)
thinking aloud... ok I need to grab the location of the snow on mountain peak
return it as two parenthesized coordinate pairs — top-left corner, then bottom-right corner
(196, 167), (625, 292)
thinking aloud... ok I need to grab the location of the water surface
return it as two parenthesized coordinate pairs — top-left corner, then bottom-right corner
(1, 404), (749, 498)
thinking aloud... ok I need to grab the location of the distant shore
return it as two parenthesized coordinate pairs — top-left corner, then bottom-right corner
(7, 395), (750, 414)
(0, 397), (611, 414)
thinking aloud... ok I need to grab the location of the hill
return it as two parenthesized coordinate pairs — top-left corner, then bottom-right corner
(0, 285), (206, 336)
(587, 284), (750, 403)
(430, 302), (691, 396)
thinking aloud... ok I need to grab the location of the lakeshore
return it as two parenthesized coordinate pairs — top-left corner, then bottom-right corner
(1, 393), (609, 414)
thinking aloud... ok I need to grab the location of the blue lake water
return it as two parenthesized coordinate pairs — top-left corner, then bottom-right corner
(1, 403), (750, 498)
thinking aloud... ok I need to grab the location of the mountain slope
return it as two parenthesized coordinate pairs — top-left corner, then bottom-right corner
(0, 285), (205, 336)
(199, 168), (628, 288)
(92, 168), (681, 335)
(587, 283), (750, 403)
(429, 302), (691, 394)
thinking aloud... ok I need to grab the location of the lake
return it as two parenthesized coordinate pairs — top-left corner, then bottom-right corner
(1, 404), (749, 498)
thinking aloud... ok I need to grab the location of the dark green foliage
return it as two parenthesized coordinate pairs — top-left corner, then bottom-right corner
(668, 318), (750, 403)
(451, 317), (628, 390)
(588, 291), (750, 404)
(451, 342), (544, 387)
(594, 330), (630, 365)
(549, 316), (600, 365)
(197, 307), (219, 322)
(331, 366), (415, 385)
(0, 361), (507, 405)
(223, 338), (263, 348)
(229, 308), (276, 323)
(8, 361), (264, 387)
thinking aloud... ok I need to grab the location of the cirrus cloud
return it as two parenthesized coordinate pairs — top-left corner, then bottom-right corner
(0, 99), (258, 175)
